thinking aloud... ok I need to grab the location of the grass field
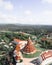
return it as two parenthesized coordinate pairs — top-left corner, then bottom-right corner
(23, 51), (41, 58)
(23, 44), (47, 58)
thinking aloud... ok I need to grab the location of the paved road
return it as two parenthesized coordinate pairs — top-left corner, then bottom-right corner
(23, 57), (40, 65)
(30, 58), (41, 65)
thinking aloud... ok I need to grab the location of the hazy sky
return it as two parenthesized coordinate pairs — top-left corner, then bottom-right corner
(0, 0), (52, 25)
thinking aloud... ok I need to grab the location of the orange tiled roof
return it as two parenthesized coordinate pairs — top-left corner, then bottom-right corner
(14, 39), (21, 43)
(14, 38), (27, 51)
(14, 38), (26, 43)
(15, 44), (21, 52)
(41, 38), (47, 41)
(41, 50), (52, 61)
(23, 37), (36, 53)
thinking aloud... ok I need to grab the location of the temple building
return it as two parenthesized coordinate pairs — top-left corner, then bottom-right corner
(38, 50), (52, 65)
(13, 38), (27, 49)
(13, 44), (24, 65)
(23, 37), (36, 54)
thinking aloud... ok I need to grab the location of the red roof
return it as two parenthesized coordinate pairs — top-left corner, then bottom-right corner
(41, 50), (52, 61)
(14, 38), (26, 43)
(14, 39), (21, 43)
(23, 37), (36, 53)
(41, 38), (47, 41)
(15, 44), (21, 52)
(15, 56), (21, 60)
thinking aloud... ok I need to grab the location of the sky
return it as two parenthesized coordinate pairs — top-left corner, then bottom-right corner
(0, 0), (52, 25)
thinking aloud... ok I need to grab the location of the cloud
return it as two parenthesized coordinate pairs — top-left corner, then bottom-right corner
(4, 2), (13, 11)
(19, 5), (23, 9)
(0, 0), (13, 11)
(24, 10), (32, 16)
(41, 0), (52, 3)
(0, 9), (52, 25)
(22, 10), (52, 25)
(34, 10), (52, 25)
(0, 0), (3, 6)
(0, 11), (33, 24)
(0, 12), (17, 24)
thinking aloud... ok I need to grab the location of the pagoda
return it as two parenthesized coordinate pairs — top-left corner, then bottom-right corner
(23, 37), (36, 54)
(13, 44), (23, 63)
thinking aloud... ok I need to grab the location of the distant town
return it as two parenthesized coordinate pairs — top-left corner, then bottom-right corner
(0, 24), (52, 65)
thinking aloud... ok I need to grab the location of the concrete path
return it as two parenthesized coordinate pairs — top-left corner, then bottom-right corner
(23, 57), (38, 65)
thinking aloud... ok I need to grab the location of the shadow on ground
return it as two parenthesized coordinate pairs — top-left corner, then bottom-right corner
(30, 58), (41, 65)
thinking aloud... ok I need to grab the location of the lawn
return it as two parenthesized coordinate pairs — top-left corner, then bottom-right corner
(23, 44), (47, 58)
(23, 51), (41, 58)
(35, 44), (46, 51)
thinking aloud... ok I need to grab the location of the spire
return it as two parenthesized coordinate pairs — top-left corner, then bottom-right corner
(27, 37), (33, 45)
(29, 37), (30, 40)
(23, 37), (36, 54)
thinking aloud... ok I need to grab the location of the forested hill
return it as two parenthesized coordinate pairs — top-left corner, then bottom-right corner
(0, 24), (52, 34)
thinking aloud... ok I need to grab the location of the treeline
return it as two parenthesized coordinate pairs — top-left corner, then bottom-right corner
(0, 24), (52, 35)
